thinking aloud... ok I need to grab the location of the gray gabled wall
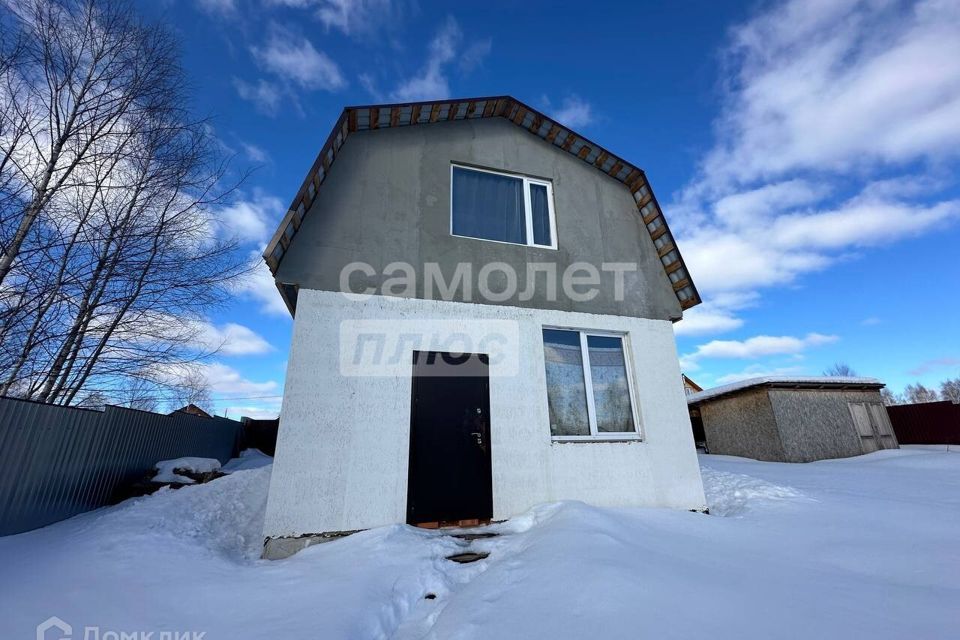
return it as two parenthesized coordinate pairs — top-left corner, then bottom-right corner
(276, 117), (682, 321)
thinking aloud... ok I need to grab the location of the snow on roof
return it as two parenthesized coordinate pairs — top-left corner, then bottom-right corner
(686, 376), (884, 405)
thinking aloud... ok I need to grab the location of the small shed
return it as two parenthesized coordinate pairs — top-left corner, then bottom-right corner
(687, 377), (898, 462)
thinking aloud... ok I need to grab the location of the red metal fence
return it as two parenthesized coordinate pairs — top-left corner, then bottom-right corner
(886, 401), (960, 445)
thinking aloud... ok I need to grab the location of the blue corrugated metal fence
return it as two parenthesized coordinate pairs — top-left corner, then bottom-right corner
(0, 396), (243, 535)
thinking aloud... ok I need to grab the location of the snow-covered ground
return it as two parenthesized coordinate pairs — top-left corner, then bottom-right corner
(3, 447), (958, 639)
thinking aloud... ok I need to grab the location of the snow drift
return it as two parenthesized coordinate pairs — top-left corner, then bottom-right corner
(1, 447), (958, 639)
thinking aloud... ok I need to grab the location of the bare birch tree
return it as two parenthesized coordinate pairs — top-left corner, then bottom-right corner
(904, 383), (939, 404)
(168, 367), (213, 413)
(940, 378), (960, 404)
(823, 362), (858, 377)
(0, 0), (250, 405)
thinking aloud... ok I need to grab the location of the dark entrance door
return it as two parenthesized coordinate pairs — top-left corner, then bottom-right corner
(407, 351), (492, 526)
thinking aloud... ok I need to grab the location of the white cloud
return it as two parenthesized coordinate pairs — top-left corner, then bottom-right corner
(546, 95), (594, 129)
(908, 357), (960, 376)
(148, 361), (279, 401)
(192, 322), (274, 356)
(196, 0), (236, 15)
(680, 190), (960, 294)
(712, 179), (827, 229)
(702, 0), (960, 188)
(315, 0), (396, 36)
(266, 0), (402, 38)
(390, 16), (461, 102)
(358, 73), (384, 101)
(460, 38), (492, 73)
(221, 402), (282, 420)
(674, 291), (757, 337)
(673, 306), (743, 337)
(240, 142), (270, 163)
(670, 0), (960, 337)
(714, 365), (807, 385)
(234, 256), (291, 316)
(216, 191), (284, 246)
(233, 78), (283, 115)
(251, 24), (345, 91)
(197, 362), (280, 395)
(860, 317), (881, 326)
(681, 332), (837, 371)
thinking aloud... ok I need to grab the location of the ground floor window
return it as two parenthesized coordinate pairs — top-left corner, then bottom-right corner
(542, 328), (639, 439)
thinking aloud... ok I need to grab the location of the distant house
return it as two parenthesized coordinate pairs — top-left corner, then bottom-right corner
(682, 374), (702, 396)
(170, 404), (211, 419)
(688, 377), (898, 462)
(258, 96), (707, 559)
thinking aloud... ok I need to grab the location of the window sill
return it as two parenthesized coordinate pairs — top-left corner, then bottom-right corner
(551, 435), (643, 444)
(450, 232), (557, 251)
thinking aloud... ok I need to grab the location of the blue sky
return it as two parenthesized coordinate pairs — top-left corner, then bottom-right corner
(141, 0), (960, 418)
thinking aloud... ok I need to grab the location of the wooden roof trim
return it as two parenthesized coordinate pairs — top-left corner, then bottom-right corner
(263, 96), (701, 313)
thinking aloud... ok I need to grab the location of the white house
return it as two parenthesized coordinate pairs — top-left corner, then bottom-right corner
(260, 96), (707, 558)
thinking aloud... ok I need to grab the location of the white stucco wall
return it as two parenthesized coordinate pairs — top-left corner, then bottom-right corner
(262, 290), (707, 539)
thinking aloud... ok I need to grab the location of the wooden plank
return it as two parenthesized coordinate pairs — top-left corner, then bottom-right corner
(562, 133), (577, 151)
(625, 170), (642, 187)
(430, 104), (441, 122)
(672, 278), (691, 291)
(447, 102), (459, 120)
(390, 106), (400, 127)
(410, 104), (421, 124)
(681, 297), (698, 310)
(466, 101), (477, 117)
(482, 100), (496, 117)
(348, 109), (357, 132)
(512, 106), (527, 125)
(642, 208), (660, 225)
(494, 98), (509, 116)
(529, 114), (542, 134)
(593, 151), (608, 168)
(546, 124), (561, 142)
(608, 161), (623, 177)
(651, 226), (669, 242)
(370, 107), (380, 129)
(577, 145), (591, 160)
(665, 260), (683, 274)
(657, 240), (677, 258)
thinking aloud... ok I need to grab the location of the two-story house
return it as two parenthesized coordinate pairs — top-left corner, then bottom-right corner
(259, 96), (707, 559)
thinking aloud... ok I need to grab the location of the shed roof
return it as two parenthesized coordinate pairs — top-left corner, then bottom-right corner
(262, 95), (700, 314)
(686, 376), (885, 406)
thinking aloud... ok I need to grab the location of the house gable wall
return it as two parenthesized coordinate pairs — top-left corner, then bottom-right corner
(275, 117), (682, 320)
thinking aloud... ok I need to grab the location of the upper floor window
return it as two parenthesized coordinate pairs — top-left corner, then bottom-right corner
(451, 165), (557, 249)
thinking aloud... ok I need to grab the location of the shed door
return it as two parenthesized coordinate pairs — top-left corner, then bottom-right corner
(850, 402), (896, 453)
(868, 403), (898, 449)
(407, 351), (492, 526)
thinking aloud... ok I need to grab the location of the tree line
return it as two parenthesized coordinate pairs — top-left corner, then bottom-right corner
(823, 363), (960, 406)
(1, 0), (249, 411)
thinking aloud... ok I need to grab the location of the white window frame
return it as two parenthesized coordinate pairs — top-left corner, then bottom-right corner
(542, 327), (643, 442)
(449, 163), (558, 250)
